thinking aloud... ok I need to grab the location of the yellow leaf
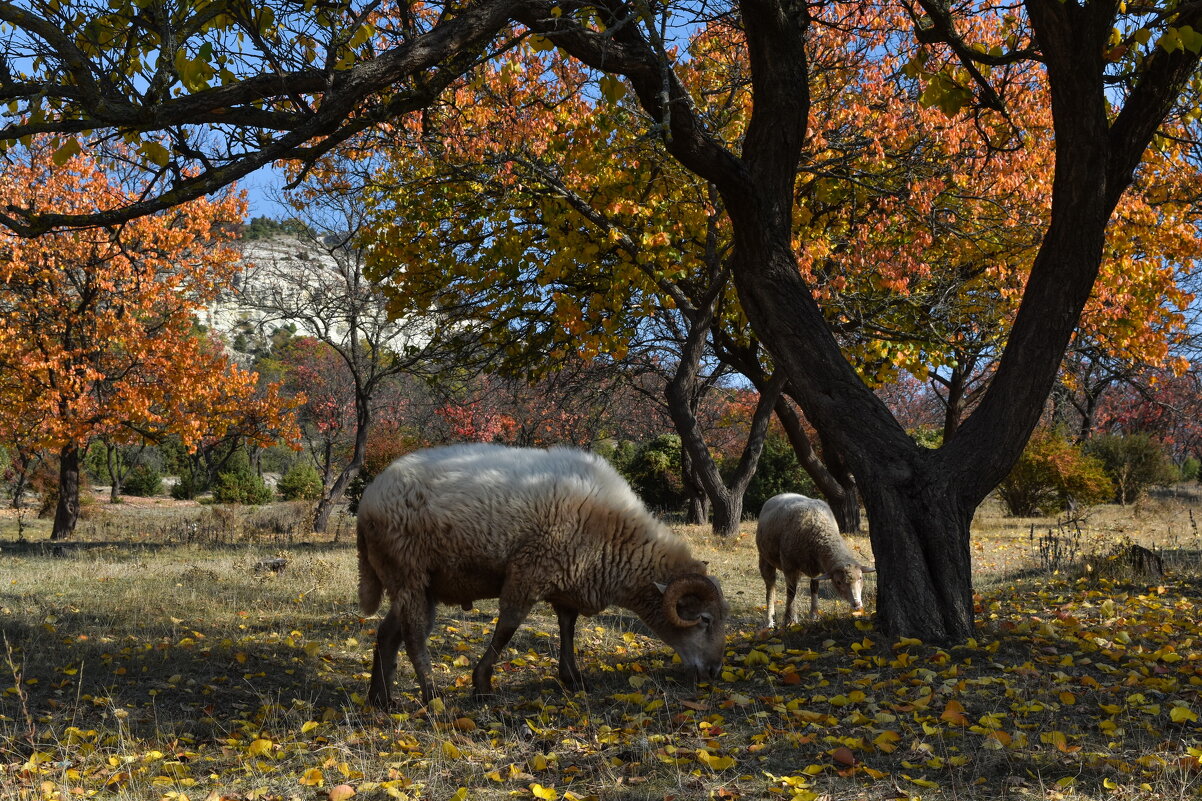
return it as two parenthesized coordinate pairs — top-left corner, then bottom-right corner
(247, 739), (273, 758)
(448, 788), (468, 801)
(1056, 776), (1076, 788)
(1170, 705), (1198, 724)
(902, 774), (939, 789)
(441, 741), (461, 759)
(531, 784), (558, 800)
(300, 768), (325, 787)
(1103, 778), (1118, 790)
(301, 721), (319, 734)
(697, 751), (737, 770)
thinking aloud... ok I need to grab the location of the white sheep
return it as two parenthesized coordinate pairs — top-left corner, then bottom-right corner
(356, 443), (728, 705)
(755, 492), (875, 626)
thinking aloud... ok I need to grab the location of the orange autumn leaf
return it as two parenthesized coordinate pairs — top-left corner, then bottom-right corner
(940, 700), (969, 726)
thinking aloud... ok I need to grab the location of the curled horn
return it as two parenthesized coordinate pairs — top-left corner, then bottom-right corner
(661, 573), (721, 627)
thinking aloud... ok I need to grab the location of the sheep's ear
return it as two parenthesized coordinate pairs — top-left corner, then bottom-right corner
(861, 565), (876, 574)
(655, 582), (668, 594)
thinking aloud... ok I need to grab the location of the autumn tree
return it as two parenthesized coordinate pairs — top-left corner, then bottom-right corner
(0, 144), (295, 538)
(2, 0), (1201, 640)
(236, 184), (443, 533)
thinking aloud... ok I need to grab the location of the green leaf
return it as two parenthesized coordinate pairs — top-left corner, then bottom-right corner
(51, 137), (82, 166)
(140, 140), (171, 167)
(1177, 25), (1202, 54)
(1157, 28), (1183, 53)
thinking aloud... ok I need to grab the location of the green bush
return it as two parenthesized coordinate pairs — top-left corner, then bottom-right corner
(212, 450), (273, 505)
(741, 432), (816, 517)
(277, 460), (323, 501)
(213, 469), (273, 505)
(1084, 433), (1178, 504)
(170, 471), (201, 500)
(616, 434), (688, 514)
(1181, 456), (1200, 483)
(123, 463), (162, 497)
(997, 428), (1113, 516)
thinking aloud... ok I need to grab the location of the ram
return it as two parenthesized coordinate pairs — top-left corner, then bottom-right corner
(755, 492), (875, 626)
(356, 443), (728, 705)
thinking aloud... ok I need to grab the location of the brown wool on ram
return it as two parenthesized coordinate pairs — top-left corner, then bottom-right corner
(356, 443), (728, 705)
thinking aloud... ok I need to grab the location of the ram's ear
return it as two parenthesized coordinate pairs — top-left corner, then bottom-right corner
(861, 565), (876, 574)
(655, 582), (668, 594)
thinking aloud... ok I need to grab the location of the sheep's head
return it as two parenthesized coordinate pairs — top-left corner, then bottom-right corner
(652, 574), (727, 682)
(823, 563), (875, 613)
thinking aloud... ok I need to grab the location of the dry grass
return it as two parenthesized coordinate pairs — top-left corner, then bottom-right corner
(1, 488), (1200, 801)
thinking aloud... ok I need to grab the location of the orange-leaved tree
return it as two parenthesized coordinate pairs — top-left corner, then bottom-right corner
(0, 142), (297, 539)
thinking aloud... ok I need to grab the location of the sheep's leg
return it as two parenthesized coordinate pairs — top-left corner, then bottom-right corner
(404, 594), (439, 703)
(368, 606), (405, 708)
(809, 577), (821, 620)
(759, 557), (777, 628)
(783, 571), (800, 626)
(553, 604), (586, 691)
(472, 598), (533, 699)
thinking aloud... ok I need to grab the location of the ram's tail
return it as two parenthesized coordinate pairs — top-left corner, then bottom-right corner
(357, 515), (383, 616)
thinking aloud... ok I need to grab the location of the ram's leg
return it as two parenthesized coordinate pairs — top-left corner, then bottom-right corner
(783, 571), (800, 626)
(759, 557), (777, 628)
(368, 605), (404, 708)
(472, 595), (534, 699)
(552, 604), (586, 691)
(809, 577), (821, 620)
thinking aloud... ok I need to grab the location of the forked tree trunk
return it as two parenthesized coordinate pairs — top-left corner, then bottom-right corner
(312, 397), (371, 535)
(860, 469), (976, 640)
(51, 443), (82, 541)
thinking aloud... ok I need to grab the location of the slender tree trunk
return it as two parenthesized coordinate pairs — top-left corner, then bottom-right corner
(940, 366), (966, 441)
(313, 397), (371, 534)
(107, 443), (122, 503)
(680, 448), (709, 525)
(51, 443), (82, 541)
(9, 449), (38, 511)
(774, 396), (861, 532)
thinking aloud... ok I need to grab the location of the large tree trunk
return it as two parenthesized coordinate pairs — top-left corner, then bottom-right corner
(862, 471), (975, 640)
(51, 443), (82, 541)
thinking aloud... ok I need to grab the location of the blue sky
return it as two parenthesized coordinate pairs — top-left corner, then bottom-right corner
(240, 164), (294, 220)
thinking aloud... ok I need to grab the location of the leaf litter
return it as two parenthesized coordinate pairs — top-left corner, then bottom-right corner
(0, 514), (1199, 801)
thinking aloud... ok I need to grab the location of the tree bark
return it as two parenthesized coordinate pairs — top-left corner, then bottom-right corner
(774, 395), (861, 533)
(312, 394), (371, 534)
(51, 443), (81, 541)
(680, 448), (709, 525)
